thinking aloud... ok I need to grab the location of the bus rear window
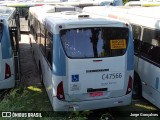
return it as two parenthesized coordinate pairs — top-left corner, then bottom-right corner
(0, 23), (3, 42)
(60, 27), (129, 58)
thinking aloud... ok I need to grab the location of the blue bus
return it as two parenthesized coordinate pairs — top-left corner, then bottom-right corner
(0, 6), (21, 89)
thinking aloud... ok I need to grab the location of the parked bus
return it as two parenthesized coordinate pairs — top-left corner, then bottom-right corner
(83, 6), (160, 109)
(125, 1), (160, 7)
(0, 6), (21, 89)
(28, 5), (134, 111)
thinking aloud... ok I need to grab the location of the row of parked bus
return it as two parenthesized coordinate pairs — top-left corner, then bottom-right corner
(0, 1), (160, 111)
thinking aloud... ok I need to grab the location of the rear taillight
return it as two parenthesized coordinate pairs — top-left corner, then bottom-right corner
(126, 76), (133, 95)
(57, 81), (65, 100)
(5, 63), (11, 79)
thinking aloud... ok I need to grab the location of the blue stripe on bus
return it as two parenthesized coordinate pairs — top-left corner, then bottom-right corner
(52, 35), (66, 76)
(1, 22), (12, 59)
(127, 31), (134, 70)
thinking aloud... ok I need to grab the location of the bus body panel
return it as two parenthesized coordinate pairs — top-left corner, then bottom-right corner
(41, 54), (53, 102)
(52, 92), (132, 111)
(65, 57), (126, 100)
(0, 58), (15, 89)
(138, 58), (160, 107)
(30, 32), (53, 101)
(125, 1), (160, 7)
(0, 32), (15, 89)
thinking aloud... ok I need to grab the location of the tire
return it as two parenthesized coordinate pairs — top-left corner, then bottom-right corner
(132, 72), (142, 99)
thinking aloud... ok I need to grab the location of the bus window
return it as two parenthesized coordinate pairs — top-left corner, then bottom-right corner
(142, 28), (155, 44)
(132, 25), (141, 40)
(33, 18), (38, 41)
(9, 27), (19, 55)
(144, 29), (160, 64)
(45, 31), (52, 66)
(60, 27), (129, 58)
(149, 46), (160, 64)
(40, 23), (45, 54)
(132, 25), (142, 54)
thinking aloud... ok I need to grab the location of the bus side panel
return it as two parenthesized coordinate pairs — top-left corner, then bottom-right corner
(1, 21), (12, 59)
(0, 22), (15, 89)
(138, 58), (160, 109)
(40, 51), (53, 106)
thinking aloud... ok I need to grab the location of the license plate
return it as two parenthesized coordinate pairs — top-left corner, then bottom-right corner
(89, 92), (103, 97)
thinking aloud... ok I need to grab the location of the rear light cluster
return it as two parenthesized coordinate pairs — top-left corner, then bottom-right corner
(5, 63), (11, 79)
(57, 81), (65, 100)
(126, 76), (133, 95)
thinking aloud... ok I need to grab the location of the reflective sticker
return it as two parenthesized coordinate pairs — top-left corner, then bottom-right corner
(110, 39), (126, 49)
(70, 83), (81, 91)
(72, 75), (79, 82)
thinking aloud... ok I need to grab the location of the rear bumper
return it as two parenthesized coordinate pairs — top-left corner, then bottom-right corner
(52, 92), (132, 111)
(0, 76), (15, 89)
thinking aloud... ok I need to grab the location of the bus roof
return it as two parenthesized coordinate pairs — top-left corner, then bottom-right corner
(0, 6), (16, 21)
(43, 11), (129, 33)
(83, 6), (160, 29)
(29, 5), (129, 26)
(125, 1), (160, 7)
(29, 5), (77, 23)
(45, 11), (123, 24)
(0, 0), (122, 7)
(29, 4), (76, 13)
(83, 6), (160, 19)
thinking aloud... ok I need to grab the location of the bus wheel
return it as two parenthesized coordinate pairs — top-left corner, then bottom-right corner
(132, 72), (142, 99)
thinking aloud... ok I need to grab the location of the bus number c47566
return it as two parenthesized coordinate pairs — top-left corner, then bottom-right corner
(102, 73), (122, 80)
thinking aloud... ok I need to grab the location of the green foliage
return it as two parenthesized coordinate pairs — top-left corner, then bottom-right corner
(69, 110), (92, 120)
(100, 113), (114, 120)
(123, 0), (129, 5)
(0, 87), (52, 111)
(0, 88), (90, 120)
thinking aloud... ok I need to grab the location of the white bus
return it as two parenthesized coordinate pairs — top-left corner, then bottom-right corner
(125, 1), (160, 7)
(83, 6), (160, 109)
(0, 6), (21, 89)
(28, 5), (134, 111)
